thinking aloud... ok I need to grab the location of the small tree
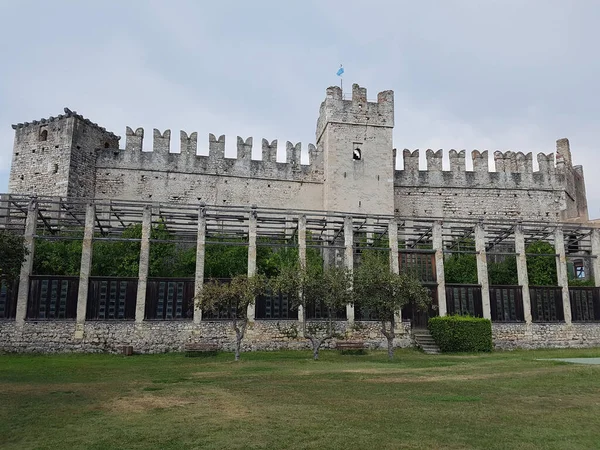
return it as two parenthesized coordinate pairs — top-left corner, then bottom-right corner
(274, 264), (353, 360)
(354, 251), (431, 359)
(197, 274), (267, 361)
(0, 230), (28, 282)
(526, 240), (558, 286)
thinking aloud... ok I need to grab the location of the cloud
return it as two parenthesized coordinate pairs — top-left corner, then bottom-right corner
(1, 0), (599, 216)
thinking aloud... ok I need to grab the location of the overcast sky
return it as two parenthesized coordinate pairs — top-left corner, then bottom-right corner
(1, 0), (599, 217)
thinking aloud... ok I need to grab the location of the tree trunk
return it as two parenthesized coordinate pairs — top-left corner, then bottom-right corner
(386, 335), (394, 360)
(233, 318), (247, 362)
(381, 318), (395, 360)
(312, 339), (320, 360)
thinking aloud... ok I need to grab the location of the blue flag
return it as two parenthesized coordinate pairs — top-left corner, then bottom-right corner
(336, 66), (344, 76)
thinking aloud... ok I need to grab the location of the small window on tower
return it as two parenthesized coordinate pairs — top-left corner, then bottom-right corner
(353, 143), (362, 161)
(39, 129), (48, 141)
(104, 142), (110, 148)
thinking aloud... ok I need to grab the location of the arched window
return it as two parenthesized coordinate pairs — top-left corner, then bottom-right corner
(104, 142), (110, 148)
(39, 129), (48, 141)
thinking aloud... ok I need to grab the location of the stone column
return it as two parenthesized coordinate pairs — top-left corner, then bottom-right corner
(432, 220), (447, 316)
(591, 229), (600, 288)
(366, 216), (374, 245)
(554, 227), (572, 324)
(297, 214), (307, 328)
(515, 224), (532, 323)
(135, 206), (152, 323)
(344, 216), (354, 324)
(194, 206), (206, 324)
(388, 218), (402, 326)
(246, 206), (257, 321)
(75, 203), (95, 337)
(474, 222), (491, 319)
(15, 199), (38, 325)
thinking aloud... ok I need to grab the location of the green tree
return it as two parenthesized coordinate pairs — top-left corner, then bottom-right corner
(0, 230), (28, 282)
(488, 256), (518, 285)
(354, 251), (431, 359)
(274, 263), (353, 360)
(92, 221), (178, 277)
(526, 241), (557, 286)
(444, 253), (478, 284)
(33, 237), (82, 276)
(197, 274), (267, 361)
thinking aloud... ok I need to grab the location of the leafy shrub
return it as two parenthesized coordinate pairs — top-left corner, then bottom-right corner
(428, 315), (492, 353)
(526, 241), (557, 286)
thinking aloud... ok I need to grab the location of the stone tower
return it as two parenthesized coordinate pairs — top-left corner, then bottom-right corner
(9, 108), (120, 198)
(316, 84), (395, 215)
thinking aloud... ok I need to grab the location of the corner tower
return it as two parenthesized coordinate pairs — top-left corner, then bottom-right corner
(316, 84), (395, 215)
(9, 109), (119, 198)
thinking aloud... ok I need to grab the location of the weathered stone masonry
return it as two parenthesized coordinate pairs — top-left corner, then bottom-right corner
(9, 84), (588, 222)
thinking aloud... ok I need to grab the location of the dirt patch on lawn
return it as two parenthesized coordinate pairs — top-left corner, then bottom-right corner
(105, 394), (193, 413)
(201, 386), (252, 420)
(190, 371), (227, 378)
(364, 366), (575, 384)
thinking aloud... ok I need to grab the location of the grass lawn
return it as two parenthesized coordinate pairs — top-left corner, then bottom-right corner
(1, 348), (600, 450)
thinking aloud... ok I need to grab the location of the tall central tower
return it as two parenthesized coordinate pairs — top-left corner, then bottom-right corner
(316, 84), (395, 215)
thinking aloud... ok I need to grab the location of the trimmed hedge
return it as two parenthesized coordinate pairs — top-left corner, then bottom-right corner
(428, 315), (492, 353)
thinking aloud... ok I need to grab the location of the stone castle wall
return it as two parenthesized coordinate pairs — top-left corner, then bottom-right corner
(94, 131), (323, 208)
(7, 86), (589, 222)
(393, 148), (585, 221)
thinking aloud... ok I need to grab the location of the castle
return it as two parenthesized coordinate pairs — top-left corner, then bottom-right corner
(8, 84), (589, 223)
(3, 84), (599, 355)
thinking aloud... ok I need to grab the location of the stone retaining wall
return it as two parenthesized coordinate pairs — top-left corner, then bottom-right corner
(0, 320), (413, 354)
(3, 320), (600, 353)
(493, 323), (600, 349)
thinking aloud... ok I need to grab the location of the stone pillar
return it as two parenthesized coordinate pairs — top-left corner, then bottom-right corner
(366, 217), (374, 245)
(554, 227), (572, 324)
(15, 199), (38, 325)
(246, 206), (257, 321)
(591, 229), (600, 288)
(135, 206), (152, 323)
(75, 203), (95, 337)
(389, 218), (402, 326)
(344, 216), (354, 324)
(432, 220), (447, 316)
(194, 206), (206, 324)
(474, 222), (491, 319)
(515, 224), (532, 323)
(297, 214), (307, 327)
(389, 219), (399, 274)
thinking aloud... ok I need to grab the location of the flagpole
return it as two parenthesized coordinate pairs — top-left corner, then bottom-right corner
(337, 64), (344, 93)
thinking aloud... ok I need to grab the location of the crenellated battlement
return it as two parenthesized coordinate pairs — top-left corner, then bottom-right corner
(98, 128), (322, 183)
(316, 83), (394, 144)
(8, 86), (588, 222)
(12, 107), (120, 140)
(399, 147), (562, 176)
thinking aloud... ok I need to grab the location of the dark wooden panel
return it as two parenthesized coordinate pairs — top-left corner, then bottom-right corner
(530, 287), (564, 322)
(445, 284), (483, 317)
(27, 276), (79, 320)
(255, 289), (298, 320)
(145, 278), (194, 320)
(399, 251), (437, 283)
(489, 286), (524, 322)
(87, 277), (137, 320)
(569, 287), (600, 322)
(0, 279), (18, 320)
